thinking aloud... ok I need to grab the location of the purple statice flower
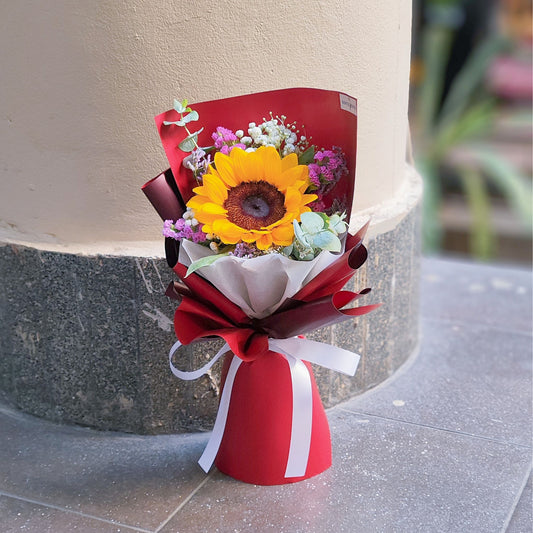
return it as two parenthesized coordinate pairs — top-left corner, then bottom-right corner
(162, 218), (207, 243)
(308, 163), (322, 188)
(183, 148), (211, 179)
(310, 198), (326, 213)
(229, 242), (258, 259)
(326, 196), (348, 216)
(308, 146), (349, 203)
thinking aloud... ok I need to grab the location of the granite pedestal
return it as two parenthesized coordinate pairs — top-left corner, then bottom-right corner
(0, 183), (421, 434)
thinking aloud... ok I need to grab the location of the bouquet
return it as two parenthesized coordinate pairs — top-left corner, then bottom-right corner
(142, 88), (379, 485)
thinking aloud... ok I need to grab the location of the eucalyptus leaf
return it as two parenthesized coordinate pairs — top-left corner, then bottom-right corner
(281, 245), (293, 256)
(173, 98), (191, 114)
(328, 213), (348, 235)
(185, 252), (229, 277)
(163, 120), (184, 127)
(179, 128), (204, 152)
(293, 219), (310, 246)
(300, 212), (325, 234)
(312, 231), (342, 252)
(181, 110), (199, 124)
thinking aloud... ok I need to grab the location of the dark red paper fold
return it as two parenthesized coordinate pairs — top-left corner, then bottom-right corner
(168, 227), (380, 364)
(142, 168), (185, 222)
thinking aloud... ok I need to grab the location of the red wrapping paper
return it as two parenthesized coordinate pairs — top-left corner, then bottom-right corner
(155, 88), (357, 218)
(216, 352), (331, 485)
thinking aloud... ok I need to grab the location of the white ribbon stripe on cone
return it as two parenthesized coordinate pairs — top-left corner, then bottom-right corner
(168, 336), (360, 477)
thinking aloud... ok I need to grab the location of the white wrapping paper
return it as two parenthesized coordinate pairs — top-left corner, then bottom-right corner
(179, 240), (340, 318)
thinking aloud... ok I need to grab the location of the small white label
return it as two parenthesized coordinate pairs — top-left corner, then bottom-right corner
(339, 93), (357, 115)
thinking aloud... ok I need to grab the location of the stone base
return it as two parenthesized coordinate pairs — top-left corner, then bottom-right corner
(0, 167), (422, 434)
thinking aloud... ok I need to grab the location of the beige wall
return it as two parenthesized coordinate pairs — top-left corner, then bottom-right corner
(0, 1), (412, 252)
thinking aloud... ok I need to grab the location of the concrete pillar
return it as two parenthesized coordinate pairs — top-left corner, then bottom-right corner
(0, 1), (422, 433)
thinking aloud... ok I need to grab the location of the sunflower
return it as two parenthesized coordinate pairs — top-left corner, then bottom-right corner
(187, 146), (317, 250)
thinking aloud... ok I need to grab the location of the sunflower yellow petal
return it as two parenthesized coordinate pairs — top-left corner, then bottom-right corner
(214, 152), (239, 187)
(187, 195), (210, 209)
(184, 143), (314, 249)
(281, 152), (299, 172)
(202, 173), (228, 204)
(194, 211), (225, 226)
(256, 233), (273, 250)
(258, 146), (282, 184)
(200, 202), (227, 215)
(279, 165), (309, 189)
(302, 193), (318, 205)
(212, 219), (246, 244)
(270, 223), (295, 245)
(284, 187), (303, 213)
(264, 211), (293, 229)
(231, 147), (264, 182)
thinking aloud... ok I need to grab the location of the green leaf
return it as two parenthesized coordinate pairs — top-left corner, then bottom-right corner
(456, 166), (495, 260)
(438, 36), (508, 129)
(293, 219), (310, 246)
(432, 99), (495, 158)
(471, 147), (533, 228)
(311, 231), (342, 252)
(328, 213), (348, 235)
(300, 212), (325, 234)
(416, 156), (443, 252)
(180, 110), (199, 125)
(298, 145), (315, 165)
(185, 252), (229, 277)
(417, 25), (454, 136)
(178, 128), (204, 152)
(173, 98), (191, 114)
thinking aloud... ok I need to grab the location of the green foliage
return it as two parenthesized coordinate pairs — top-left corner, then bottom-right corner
(186, 252), (230, 277)
(414, 13), (531, 259)
(291, 212), (348, 260)
(179, 128), (204, 152)
(163, 99), (203, 153)
(298, 145), (315, 165)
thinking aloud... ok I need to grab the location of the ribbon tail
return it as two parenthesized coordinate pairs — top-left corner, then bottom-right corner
(270, 337), (360, 377)
(198, 355), (242, 473)
(284, 356), (313, 478)
(169, 340), (230, 381)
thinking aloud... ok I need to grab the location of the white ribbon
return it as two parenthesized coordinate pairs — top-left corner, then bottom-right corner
(169, 336), (360, 477)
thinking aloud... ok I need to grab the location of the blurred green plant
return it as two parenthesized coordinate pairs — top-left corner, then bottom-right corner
(414, 0), (533, 259)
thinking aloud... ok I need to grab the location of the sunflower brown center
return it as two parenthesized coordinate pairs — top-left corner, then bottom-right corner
(224, 180), (286, 230)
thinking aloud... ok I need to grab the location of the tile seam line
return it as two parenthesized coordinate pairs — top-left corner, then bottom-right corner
(501, 463), (532, 533)
(154, 470), (215, 532)
(0, 490), (153, 533)
(422, 316), (533, 337)
(337, 407), (533, 449)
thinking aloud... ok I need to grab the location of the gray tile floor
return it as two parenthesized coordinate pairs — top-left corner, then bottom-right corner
(1, 257), (531, 532)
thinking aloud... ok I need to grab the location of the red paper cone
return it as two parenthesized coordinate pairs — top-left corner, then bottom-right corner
(215, 352), (332, 485)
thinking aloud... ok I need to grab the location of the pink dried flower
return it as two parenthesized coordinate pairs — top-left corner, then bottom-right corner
(309, 147), (348, 201)
(162, 218), (207, 243)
